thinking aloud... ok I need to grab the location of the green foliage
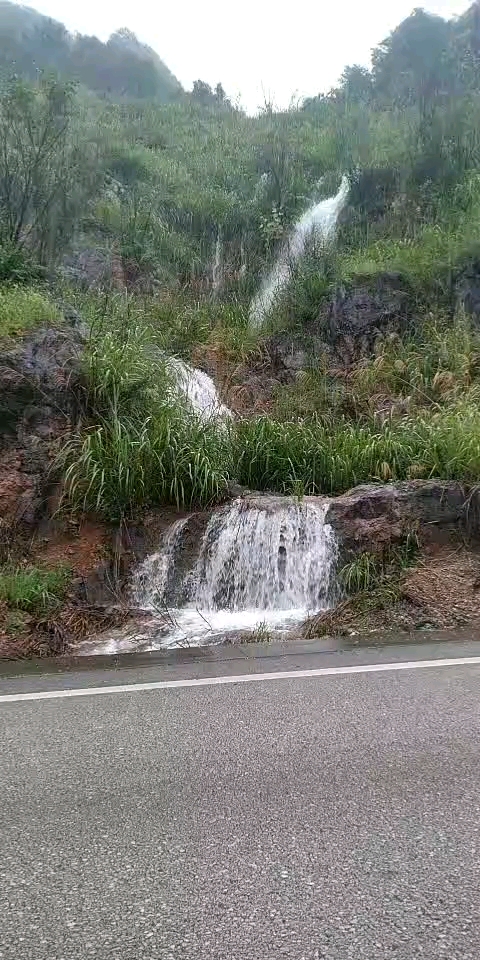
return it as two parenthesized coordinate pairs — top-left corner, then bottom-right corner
(352, 313), (480, 409)
(0, 565), (71, 613)
(0, 241), (45, 285)
(340, 533), (419, 595)
(5, 2), (480, 527)
(60, 312), (233, 520)
(0, 286), (60, 338)
(234, 403), (480, 495)
(0, 76), (99, 263)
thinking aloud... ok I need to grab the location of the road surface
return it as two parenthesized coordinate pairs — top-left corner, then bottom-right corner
(1, 639), (480, 959)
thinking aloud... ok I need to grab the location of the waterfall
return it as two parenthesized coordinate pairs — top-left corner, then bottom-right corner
(131, 497), (337, 648)
(132, 517), (190, 610)
(194, 498), (336, 612)
(250, 175), (349, 327)
(165, 356), (232, 422)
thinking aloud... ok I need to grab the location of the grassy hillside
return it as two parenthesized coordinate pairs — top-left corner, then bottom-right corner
(2, 3), (480, 520)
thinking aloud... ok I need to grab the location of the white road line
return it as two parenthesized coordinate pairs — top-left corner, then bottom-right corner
(1, 656), (480, 703)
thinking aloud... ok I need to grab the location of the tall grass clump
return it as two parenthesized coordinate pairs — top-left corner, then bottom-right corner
(352, 312), (480, 408)
(235, 404), (480, 495)
(340, 532), (419, 595)
(60, 313), (234, 521)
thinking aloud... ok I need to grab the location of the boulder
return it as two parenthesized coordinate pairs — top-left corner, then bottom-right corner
(325, 481), (466, 556)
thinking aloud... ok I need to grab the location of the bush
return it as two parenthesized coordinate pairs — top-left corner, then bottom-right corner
(0, 286), (60, 338)
(0, 566), (71, 613)
(0, 242), (45, 286)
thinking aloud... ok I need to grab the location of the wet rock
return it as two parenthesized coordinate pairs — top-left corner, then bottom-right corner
(0, 320), (84, 530)
(263, 274), (415, 375)
(326, 481), (466, 556)
(265, 333), (323, 374)
(0, 451), (38, 526)
(62, 246), (120, 289)
(456, 262), (480, 322)
(323, 273), (413, 365)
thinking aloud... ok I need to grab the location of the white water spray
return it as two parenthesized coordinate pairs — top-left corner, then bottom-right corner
(250, 175), (349, 327)
(165, 356), (231, 422)
(129, 497), (337, 648)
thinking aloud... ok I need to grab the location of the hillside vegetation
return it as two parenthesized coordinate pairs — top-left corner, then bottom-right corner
(1, 3), (480, 522)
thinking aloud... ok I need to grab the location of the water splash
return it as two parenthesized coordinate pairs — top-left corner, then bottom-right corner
(132, 517), (190, 610)
(250, 175), (349, 327)
(166, 356), (231, 422)
(193, 498), (336, 612)
(126, 497), (337, 649)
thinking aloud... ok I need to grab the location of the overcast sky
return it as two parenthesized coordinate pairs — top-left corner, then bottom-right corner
(29, 0), (470, 111)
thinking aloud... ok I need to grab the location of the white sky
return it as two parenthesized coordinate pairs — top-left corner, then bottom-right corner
(27, 0), (471, 111)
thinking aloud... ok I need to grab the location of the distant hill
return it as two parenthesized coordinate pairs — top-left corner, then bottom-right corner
(0, 1), (183, 101)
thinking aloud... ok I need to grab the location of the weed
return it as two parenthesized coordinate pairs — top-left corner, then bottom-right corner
(0, 286), (60, 339)
(340, 531), (420, 597)
(250, 620), (273, 643)
(0, 566), (71, 613)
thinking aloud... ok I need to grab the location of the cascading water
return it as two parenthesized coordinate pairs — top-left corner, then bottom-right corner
(133, 517), (190, 611)
(165, 355), (231, 422)
(194, 499), (335, 612)
(250, 175), (349, 327)
(125, 497), (338, 650)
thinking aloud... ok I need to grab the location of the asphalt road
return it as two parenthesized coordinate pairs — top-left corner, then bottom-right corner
(2, 642), (480, 960)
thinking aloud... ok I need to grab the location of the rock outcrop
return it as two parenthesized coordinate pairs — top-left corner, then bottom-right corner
(324, 273), (413, 365)
(325, 480), (467, 558)
(0, 320), (84, 537)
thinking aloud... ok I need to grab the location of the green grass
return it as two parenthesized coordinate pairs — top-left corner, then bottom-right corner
(60, 312), (234, 520)
(0, 566), (71, 613)
(0, 286), (60, 339)
(234, 403), (480, 495)
(338, 172), (480, 297)
(351, 312), (480, 409)
(61, 413), (232, 520)
(340, 533), (419, 595)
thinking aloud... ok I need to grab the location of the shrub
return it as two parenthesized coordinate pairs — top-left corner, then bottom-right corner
(0, 242), (45, 286)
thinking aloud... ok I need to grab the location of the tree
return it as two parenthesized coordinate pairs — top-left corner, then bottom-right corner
(191, 79), (231, 108)
(0, 76), (98, 262)
(337, 65), (373, 105)
(372, 9), (455, 113)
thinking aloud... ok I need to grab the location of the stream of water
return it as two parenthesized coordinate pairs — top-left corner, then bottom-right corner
(250, 175), (349, 326)
(82, 498), (337, 654)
